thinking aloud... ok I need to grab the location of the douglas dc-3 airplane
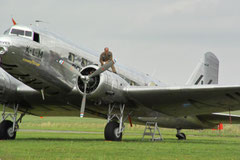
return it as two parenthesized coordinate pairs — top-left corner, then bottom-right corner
(1, 20), (240, 141)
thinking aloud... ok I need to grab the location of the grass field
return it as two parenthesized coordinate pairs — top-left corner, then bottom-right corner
(1, 115), (240, 160)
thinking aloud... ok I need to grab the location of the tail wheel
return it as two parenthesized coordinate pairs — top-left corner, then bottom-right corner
(104, 121), (122, 141)
(0, 120), (16, 140)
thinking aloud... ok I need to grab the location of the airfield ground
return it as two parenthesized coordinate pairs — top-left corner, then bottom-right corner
(0, 115), (240, 160)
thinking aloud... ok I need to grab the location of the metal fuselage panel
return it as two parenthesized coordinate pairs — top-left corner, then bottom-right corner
(1, 36), (76, 94)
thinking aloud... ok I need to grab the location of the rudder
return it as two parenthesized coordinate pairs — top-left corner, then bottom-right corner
(186, 52), (219, 85)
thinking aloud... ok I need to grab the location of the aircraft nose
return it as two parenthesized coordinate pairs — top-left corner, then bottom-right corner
(0, 36), (11, 55)
(0, 46), (8, 55)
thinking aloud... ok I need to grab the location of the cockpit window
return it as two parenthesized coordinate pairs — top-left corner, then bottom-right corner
(25, 31), (32, 37)
(10, 28), (33, 38)
(33, 32), (40, 43)
(11, 29), (24, 36)
(9, 27), (34, 41)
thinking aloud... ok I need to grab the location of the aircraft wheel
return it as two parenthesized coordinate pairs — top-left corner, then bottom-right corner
(0, 120), (16, 140)
(176, 132), (186, 140)
(104, 121), (122, 141)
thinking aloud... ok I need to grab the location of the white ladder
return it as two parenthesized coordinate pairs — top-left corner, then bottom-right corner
(142, 122), (163, 141)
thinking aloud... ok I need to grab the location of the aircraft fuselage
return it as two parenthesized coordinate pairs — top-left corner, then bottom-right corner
(0, 25), (217, 130)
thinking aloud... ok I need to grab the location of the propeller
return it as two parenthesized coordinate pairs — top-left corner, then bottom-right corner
(79, 60), (114, 118)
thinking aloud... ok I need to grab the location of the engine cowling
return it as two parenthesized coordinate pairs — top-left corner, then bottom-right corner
(77, 65), (129, 104)
(0, 68), (14, 103)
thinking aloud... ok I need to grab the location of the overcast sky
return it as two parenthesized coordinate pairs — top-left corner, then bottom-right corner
(1, 0), (240, 85)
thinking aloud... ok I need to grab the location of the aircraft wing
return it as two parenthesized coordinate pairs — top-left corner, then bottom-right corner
(16, 85), (41, 99)
(124, 85), (240, 117)
(198, 113), (240, 124)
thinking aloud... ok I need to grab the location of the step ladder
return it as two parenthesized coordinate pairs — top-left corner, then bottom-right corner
(142, 122), (163, 141)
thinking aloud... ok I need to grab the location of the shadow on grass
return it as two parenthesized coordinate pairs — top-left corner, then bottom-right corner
(15, 137), (105, 142)
(139, 138), (240, 145)
(13, 136), (240, 146)
(191, 134), (240, 138)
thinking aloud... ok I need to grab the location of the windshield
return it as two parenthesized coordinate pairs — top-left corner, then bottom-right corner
(10, 28), (33, 39)
(11, 29), (24, 36)
(25, 31), (32, 37)
(3, 28), (10, 35)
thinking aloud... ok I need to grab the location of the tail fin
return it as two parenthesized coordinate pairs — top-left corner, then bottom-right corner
(186, 52), (219, 85)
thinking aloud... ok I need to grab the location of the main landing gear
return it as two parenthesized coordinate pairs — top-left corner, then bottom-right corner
(104, 104), (126, 141)
(176, 128), (186, 140)
(0, 104), (25, 140)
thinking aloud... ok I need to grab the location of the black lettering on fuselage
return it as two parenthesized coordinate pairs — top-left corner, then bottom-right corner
(25, 46), (43, 59)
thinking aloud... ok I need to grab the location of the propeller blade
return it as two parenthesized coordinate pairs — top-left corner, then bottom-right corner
(89, 61), (114, 79)
(80, 83), (87, 118)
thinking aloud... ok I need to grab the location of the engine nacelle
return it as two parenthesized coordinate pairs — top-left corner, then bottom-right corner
(0, 68), (15, 103)
(77, 65), (129, 104)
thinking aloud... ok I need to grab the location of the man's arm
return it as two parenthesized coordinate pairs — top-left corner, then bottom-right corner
(108, 52), (114, 63)
(99, 53), (104, 66)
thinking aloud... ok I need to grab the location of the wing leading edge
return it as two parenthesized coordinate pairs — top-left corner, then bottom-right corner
(124, 85), (240, 117)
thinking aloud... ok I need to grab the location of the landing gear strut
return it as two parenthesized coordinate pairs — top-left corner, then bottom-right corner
(104, 104), (125, 141)
(0, 104), (25, 140)
(176, 128), (186, 140)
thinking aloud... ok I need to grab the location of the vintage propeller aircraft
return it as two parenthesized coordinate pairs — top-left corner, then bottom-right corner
(0, 19), (240, 141)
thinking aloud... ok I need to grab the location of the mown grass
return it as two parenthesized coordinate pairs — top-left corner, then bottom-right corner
(1, 132), (240, 160)
(20, 115), (240, 137)
(1, 115), (240, 160)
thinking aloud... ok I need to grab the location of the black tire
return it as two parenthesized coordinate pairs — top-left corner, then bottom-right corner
(176, 132), (186, 140)
(0, 120), (16, 140)
(104, 121), (122, 141)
